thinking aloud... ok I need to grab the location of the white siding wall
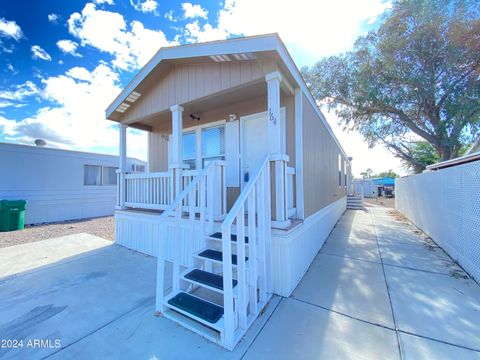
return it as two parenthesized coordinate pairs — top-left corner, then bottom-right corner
(0, 143), (145, 225)
(396, 160), (480, 282)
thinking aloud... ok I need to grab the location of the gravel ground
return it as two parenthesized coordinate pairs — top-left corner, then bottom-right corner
(363, 196), (396, 209)
(0, 216), (115, 249)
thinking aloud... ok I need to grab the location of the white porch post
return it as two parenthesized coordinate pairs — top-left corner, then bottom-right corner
(170, 105), (184, 199)
(266, 71), (290, 228)
(117, 124), (127, 210)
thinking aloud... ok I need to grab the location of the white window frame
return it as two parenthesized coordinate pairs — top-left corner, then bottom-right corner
(338, 154), (342, 188)
(182, 120), (226, 170)
(84, 165), (118, 186)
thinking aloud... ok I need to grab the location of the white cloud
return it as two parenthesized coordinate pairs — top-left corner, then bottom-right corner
(57, 39), (82, 57)
(66, 67), (93, 81)
(130, 0), (158, 14)
(182, 3), (208, 19)
(164, 10), (177, 21)
(0, 18), (23, 41)
(94, 0), (115, 4)
(216, 0), (391, 66)
(6, 63), (17, 74)
(184, 21), (228, 43)
(48, 13), (60, 23)
(0, 81), (38, 101)
(68, 3), (175, 70)
(31, 45), (52, 61)
(0, 64), (147, 159)
(323, 109), (405, 177)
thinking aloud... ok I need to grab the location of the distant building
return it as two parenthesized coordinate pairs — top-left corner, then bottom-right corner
(0, 142), (146, 225)
(353, 177), (396, 198)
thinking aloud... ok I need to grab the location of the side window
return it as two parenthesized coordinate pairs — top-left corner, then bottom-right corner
(338, 155), (342, 187)
(102, 166), (117, 185)
(183, 131), (196, 170)
(84, 165), (118, 186)
(84, 165), (102, 185)
(201, 126), (225, 167)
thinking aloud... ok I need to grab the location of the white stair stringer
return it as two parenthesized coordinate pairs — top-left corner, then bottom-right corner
(155, 156), (273, 351)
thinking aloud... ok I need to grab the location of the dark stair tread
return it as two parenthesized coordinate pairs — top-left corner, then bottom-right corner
(209, 232), (249, 244)
(184, 269), (237, 290)
(167, 292), (223, 324)
(198, 249), (248, 265)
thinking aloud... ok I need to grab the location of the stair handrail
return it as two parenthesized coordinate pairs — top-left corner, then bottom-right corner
(221, 155), (270, 228)
(156, 159), (225, 305)
(220, 154), (271, 348)
(159, 160), (224, 220)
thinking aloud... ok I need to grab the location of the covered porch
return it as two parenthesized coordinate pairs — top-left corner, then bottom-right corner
(115, 65), (304, 229)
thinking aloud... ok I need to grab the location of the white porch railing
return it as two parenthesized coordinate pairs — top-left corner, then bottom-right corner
(286, 166), (296, 218)
(118, 164), (226, 218)
(221, 154), (272, 349)
(124, 172), (172, 209)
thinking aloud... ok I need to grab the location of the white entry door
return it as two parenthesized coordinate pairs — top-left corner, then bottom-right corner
(241, 109), (285, 188)
(241, 112), (268, 188)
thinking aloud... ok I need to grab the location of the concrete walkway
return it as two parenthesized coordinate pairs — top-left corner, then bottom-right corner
(1, 206), (480, 359)
(248, 205), (480, 359)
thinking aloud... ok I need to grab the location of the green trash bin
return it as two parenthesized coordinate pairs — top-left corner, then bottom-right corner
(0, 200), (27, 232)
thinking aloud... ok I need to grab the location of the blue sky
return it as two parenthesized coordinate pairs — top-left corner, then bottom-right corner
(0, 0), (403, 175)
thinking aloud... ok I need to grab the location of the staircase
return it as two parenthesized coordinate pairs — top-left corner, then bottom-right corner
(347, 195), (364, 210)
(156, 156), (273, 350)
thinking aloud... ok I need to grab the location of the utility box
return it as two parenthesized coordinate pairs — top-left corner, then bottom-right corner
(0, 200), (27, 232)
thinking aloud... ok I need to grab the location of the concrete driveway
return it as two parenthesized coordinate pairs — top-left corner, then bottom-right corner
(1, 205), (480, 359)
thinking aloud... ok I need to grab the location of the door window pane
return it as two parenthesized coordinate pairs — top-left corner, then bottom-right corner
(102, 166), (117, 185)
(84, 165), (102, 185)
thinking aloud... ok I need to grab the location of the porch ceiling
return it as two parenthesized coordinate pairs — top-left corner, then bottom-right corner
(133, 79), (270, 131)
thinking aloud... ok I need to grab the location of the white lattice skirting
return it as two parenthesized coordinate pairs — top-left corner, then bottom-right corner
(396, 160), (480, 282)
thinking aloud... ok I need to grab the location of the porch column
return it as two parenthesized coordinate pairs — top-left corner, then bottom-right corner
(117, 124), (127, 210)
(170, 105), (184, 199)
(266, 71), (290, 228)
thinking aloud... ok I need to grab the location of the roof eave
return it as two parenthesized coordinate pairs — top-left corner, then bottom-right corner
(105, 34), (280, 120)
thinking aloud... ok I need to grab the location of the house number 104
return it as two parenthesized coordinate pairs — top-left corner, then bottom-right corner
(268, 108), (277, 126)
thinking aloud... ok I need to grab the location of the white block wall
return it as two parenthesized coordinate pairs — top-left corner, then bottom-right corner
(396, 160), (480, 282)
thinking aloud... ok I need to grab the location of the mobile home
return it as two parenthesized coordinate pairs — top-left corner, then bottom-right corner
(106, 34), (352, 350)
(0, 142), (145, 225)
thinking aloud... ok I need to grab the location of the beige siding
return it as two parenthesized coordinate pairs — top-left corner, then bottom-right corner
(148, 130), (169, 172)
(121, 60), (270, 124)
(282, 94), (295, 167)
(302, 94), (347, 217)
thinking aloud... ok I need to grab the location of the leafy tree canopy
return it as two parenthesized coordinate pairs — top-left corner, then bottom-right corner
(401, 141), (440, 173)
(302, 0), (480, 168)
(359, 168), (399, 179)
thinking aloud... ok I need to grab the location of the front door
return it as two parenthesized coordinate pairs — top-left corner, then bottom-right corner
(241, 109), (285, 188)
(241, 112), (269, 188)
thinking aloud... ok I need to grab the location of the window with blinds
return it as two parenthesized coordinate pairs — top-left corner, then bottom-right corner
(201, 126), (225, 167)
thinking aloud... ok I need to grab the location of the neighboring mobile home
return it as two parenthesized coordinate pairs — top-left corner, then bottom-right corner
(106, 33), (353, 350)
(0, 142), (145, 225)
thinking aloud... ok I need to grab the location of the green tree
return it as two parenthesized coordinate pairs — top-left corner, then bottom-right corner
(302, 0), (480, 166)
(401, 141), (440, 173)
(373, 170), (399, 178)
(360, 168), (374, 178)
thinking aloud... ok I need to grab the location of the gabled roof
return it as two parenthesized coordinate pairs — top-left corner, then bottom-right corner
(106, 33), (350, 163)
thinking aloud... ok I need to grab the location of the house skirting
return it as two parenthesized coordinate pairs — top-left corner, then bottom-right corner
(271, 196), (346, 296)
(114, 196), (346, 297)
